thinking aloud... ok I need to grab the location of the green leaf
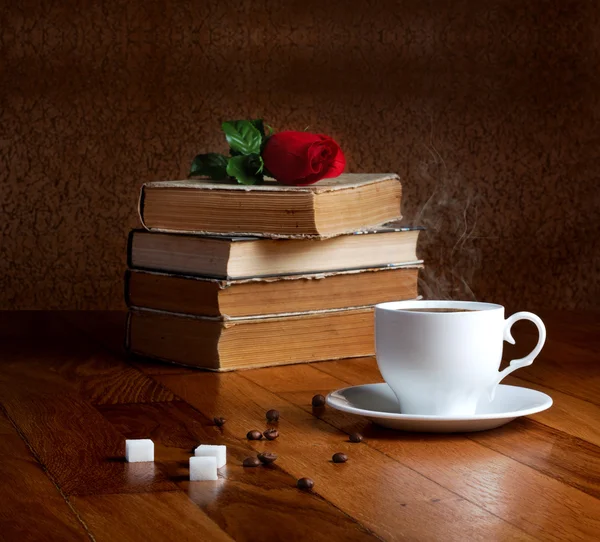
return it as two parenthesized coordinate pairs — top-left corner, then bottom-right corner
(250, 119), (265, 138)
(221, 120), (262, 155)
(226, 155), (263, 185)
(189, 153), (228, 180)
(247, 153), (264, 174)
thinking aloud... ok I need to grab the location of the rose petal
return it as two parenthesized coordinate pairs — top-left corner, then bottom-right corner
(262, 131), (344, 185)
(308, 142), (328, 173)
(263, 132), (322, 183)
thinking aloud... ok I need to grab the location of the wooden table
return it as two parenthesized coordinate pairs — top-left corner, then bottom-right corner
(1, 311), (599, 541)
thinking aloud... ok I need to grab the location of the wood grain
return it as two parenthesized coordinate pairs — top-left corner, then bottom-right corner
(0, 377), (177, 496)
(97, 401), (380, 542)
(314, 357), (600, 447)
(1, 310), (599, 541)
(243, 363), (600, 541)
(497, 315), (600, 405)
(472, 418), (600, 499)
(129, 355), (200, 376)
(71, 492), (232, 542)
(0, 312), (175, 405)
(156, 372), (535, 541)
(505, 376), (600, 448)
(520, 311), (600, 351)
(0, 414), (90, 541)
(514, 362), (600, 406)
(315, 357), (600, 471)
(63, 311), (196, 376)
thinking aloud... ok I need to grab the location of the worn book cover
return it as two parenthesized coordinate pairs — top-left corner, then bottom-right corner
(126, 306), (376, 371)
(138, 173), (402, 238)
(125, 264), (422, 318)
(127, 225), (422, 279)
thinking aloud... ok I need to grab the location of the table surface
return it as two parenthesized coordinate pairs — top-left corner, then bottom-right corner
(1, 310), (599, 542)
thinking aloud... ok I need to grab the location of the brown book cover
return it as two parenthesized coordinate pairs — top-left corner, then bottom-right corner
(125, 265), (421, 318)
(126, 307), (375, 371)
(138, 173), (402, 239)
(127, 225), (422, 279)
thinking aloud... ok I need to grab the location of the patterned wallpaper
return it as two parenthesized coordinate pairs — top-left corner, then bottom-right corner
(2, 0), (599, 310)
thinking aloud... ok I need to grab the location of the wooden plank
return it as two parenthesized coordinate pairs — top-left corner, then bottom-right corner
(242, 363), (600, 541)
(97, 401), (380, 542)
(497, 317), (600, 404)
(513, 361), (600, 406)
(472, 418), (600, 499)
(129, 355), (200, 376)
(0, 375), (177, 496)
(156, 372), (536, 541)
(61, 311), (198, 376)
(0, 414), (90, 541)
(317, 322), (600, 407)
(527, 310), (600, 350)
(71, 492), (233, 542)
(315, 358), (600, 447)
(0, 313), (175, 405)
(314, 357), (383, 384)
(505, 376), (600, 447)
(508, 332), (599, 365)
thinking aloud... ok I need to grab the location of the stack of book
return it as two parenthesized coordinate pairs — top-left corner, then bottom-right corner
(125, 173), (423, 371)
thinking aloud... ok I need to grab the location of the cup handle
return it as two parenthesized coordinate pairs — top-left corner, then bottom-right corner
(488, 312), (546, 400)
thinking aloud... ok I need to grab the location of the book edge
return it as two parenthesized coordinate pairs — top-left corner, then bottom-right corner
(140, 173), (400, 194)
(127, 263), (424, 287)
(130, 222), (423, 242)
(139, 216), (403, 239)
(129, 305), (374, 323)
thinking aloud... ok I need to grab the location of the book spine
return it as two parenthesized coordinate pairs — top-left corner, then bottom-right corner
(137, 185), (149, 231)
(126, 230), (135, 268)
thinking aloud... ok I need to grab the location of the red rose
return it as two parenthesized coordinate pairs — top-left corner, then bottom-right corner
(262, 131), (345, 185)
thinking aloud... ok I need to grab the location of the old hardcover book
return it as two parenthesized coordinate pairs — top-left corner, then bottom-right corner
(128, 225), (422, 279)
(138, 173), (402, 238)
(126, 307), (375, 371)
(125, 265), (421, 318)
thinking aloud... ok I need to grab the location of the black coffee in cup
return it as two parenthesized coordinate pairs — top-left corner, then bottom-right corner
(400, 308), (476, 313)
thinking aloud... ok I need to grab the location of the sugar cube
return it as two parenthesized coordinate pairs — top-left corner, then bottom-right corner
(194, 444), (227, 468)
(190, 456), (218, 481)
(125, 439), (154, 462)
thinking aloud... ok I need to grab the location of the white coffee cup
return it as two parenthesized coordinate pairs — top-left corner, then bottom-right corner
(374, 300), (546, 416)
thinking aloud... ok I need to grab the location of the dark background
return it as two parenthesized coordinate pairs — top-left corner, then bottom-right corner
(2, 0), (598, 310)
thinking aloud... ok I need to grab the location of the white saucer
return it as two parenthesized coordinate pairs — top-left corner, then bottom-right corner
(326, 383), (552, 433)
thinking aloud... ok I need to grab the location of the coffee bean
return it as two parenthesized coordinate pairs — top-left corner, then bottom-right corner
(332, 452), (348, 463)
(213, 417), (226, 427)
(297, 477), (314, 490)
(242, 456), (261, 467)
(257, 451), (278, 465)
(349, 432), (363, 443)
(247, 430), (263, 440)
(266, 409), (280, 422)
(263, 428), (279, 440)
(312, 394), (326, 407)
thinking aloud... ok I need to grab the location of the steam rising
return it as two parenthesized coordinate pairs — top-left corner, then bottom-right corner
(407, 146), (481, 301)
